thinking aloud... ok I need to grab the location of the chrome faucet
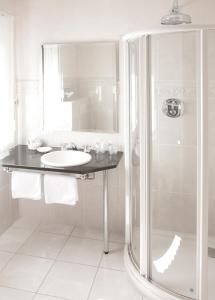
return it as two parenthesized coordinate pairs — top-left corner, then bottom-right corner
(60, 142), (77, 150)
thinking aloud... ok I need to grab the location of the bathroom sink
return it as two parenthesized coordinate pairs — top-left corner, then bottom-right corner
(41, 150), (92, 167)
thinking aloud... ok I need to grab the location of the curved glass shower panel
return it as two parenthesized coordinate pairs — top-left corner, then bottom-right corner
(149, 31), (199, 299)
(208, 29), (215, 300)
(128, 39), (140, 266)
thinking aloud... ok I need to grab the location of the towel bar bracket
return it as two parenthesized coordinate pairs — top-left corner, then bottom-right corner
(3, 167), (12, 173)
(79, 173), (95, 180)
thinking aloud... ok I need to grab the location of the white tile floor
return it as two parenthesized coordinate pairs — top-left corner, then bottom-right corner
(0, 218), (143, 300)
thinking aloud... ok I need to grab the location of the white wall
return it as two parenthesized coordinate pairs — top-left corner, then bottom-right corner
(0, 0), (19, 233)
(15, 0), (215, 146)
(0, 0), (15, 14)
(14, 0), (215, 81)
(13, 0), (215, 234)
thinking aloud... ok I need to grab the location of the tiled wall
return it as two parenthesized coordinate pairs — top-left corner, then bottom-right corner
(71, 78), (117, 132)
(150, 31), (215, 236)
(17, 80), (42, 144)
(0, 171), (18, 235)
(18, 159), (125, 234)
(0, 1), (19, 233)
(150, 32), (198, 235)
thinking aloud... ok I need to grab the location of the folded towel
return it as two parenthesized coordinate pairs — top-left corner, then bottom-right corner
(44, 174), (78, 206)
(11, 171), (42, 200)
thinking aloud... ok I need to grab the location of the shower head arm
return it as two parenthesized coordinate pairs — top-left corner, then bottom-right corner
(171, 0), (179, 12)
(161, 0), (192, 25)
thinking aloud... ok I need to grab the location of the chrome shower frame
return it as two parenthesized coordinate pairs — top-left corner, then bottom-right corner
(122, 25), (215, 300)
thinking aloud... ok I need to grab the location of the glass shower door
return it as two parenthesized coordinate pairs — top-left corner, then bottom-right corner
(149, 31), (200, 299)
(128, 39), (140, 267)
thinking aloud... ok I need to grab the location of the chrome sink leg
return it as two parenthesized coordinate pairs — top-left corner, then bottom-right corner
(103, 170), (109, 254)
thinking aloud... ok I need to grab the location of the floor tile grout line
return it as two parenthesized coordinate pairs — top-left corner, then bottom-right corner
(7, 252), (55, 262)
(6, 249), (126, 271)
(0, 223), (125, 260)
(1, 248), (116, 269)
(0, 255), (55, 295)
(15, 223), (76, 260)
(0, 249), (17, 255)
(34, 225), (84, 296)
(67, 235), (125, 245)
(34, 227), (103, 300)
(0, 222), (127, 299)
(86, 253), (103, 300)
(0, 282), (35, 294)
(85, 247), (127, 300)
(71, 234), (125, 244)
(0, 262), (107, 300)
(34, 292), (70, 300)
(36, 223), (76, 238)
(7, 222), (125, 246)
(36, 229), (74, 237)
(71, 226), (125, 244)
(0, 251), (16, 276)
(54, 226), (77, 260)
(99, 266), (126, 273)
(12, 226), (39, 255)
(14, 220), (76, 236)
(0, 226), (37, 254)
(35, 258), (56, 294)
(3, 249), (125, 270)
(98, 251), (104, 269)
(0, 225), (125, 270)
(86, 268), (100, 300)
(55, 257), (102, 268)
(0, 224), (39, 277)
(13, 222), (41, 233)
(0, 223), (58, 297)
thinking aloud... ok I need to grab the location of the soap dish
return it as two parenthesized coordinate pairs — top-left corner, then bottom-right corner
(37, 146), (53, 153)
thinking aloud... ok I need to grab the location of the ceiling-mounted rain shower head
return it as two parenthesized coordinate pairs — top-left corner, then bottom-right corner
(161, 0), (192, 25)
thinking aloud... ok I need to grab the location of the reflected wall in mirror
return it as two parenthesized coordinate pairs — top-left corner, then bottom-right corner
(42, 41), (119, 133)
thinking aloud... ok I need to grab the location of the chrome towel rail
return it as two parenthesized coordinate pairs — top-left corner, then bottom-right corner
(3, 167), (95, 180)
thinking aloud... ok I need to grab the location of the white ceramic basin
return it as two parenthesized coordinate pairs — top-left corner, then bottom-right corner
(41, 150), (92, 167)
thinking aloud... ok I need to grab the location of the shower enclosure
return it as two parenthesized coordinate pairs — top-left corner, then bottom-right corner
(124, 27), (215, 300)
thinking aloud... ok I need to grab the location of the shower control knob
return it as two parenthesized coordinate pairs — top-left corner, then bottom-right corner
(162, 98), (184, 118)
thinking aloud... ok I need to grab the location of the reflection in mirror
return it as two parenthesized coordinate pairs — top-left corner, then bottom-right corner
(42, 42), (119, 133)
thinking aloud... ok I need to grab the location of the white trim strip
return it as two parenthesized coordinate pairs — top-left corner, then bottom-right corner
(139, 35), (150, 277)
(196, 29), (209, 300)
(122, 25), (215, 40)
(123, 40), (131, 244)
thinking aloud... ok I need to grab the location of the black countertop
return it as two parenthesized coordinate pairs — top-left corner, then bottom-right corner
(1, 145), (123, 175)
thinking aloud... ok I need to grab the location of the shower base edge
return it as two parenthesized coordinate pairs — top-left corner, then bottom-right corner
(124, 245), (189, 300)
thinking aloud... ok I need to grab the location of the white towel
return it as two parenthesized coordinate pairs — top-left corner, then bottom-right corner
(11, 171), (42, 200)
(44, 174), (78, 206)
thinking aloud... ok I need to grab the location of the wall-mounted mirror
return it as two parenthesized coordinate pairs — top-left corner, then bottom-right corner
(42, 41), (119, 133)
